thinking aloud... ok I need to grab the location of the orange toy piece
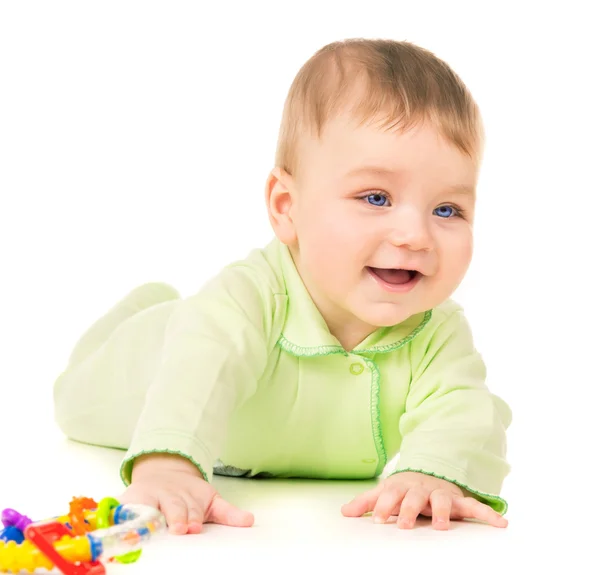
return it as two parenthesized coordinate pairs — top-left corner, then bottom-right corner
(68, 498), (98, 536)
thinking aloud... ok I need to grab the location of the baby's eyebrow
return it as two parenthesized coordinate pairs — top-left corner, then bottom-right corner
(446, 184), (475, 195)
(345, 166), (397, 178)
(344, 167), (475, 195)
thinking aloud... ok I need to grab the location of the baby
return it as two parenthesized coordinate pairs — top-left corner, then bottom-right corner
(53, 38), (511, 533)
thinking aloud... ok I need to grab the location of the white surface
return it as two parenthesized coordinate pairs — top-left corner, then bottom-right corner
(1, 409), (595, 574)
(1, 1), (598, 573)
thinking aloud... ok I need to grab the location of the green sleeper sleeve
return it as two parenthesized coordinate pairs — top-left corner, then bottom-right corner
(119, 265), (273, 485)
(390, 307), (512, 514)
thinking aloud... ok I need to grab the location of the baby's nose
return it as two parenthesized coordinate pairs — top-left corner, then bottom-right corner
(388, 213), (432, 252)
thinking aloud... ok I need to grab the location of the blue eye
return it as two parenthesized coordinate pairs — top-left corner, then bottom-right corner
(365, 193), (389, 207)
(433, 205), (457, 218)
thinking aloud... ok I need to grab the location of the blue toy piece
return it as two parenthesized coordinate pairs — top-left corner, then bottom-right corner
(0, 525), (25, 544)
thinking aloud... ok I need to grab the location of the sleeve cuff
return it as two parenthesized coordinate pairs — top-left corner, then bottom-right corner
(119, 432), (213, 486)
(389, 458), (508, 515)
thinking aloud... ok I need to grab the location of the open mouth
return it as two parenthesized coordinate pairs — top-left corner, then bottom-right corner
(367, 267), (421, 285)
(366, 267), (423, 292)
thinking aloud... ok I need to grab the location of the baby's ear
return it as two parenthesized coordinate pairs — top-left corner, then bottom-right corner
(264, 167), (297, 245)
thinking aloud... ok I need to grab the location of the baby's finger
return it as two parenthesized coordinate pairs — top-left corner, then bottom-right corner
(181, 493), (205, 534)
(207, 496), (254, 528)
(397, 487), (429, 529)
(372, 485), (408, 524)
(453, 497), (508, 528)
(157, 495), (189, 535)
(429, 489), (453, 530)
(341, 485), (384, 518)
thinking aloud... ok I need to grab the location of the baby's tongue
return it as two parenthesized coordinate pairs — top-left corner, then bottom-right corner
(372, 268), (412, 285)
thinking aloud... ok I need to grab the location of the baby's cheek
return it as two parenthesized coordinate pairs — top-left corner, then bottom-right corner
(310, 242), (347, 288)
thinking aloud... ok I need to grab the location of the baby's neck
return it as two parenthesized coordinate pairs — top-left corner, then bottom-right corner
(330, 323), (377, 352)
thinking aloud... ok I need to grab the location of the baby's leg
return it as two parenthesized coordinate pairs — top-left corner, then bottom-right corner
(67, 282), (180, 367)
(53, 282), (180, 450)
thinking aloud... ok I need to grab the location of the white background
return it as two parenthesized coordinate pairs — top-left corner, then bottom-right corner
(0, 1), (598, 573)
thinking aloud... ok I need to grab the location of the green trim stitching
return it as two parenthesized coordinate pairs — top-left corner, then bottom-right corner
(365, 358), (387, 476)
(389, 468), (508, 515)
(354, 310), (432, 355)
(277, 310), (432, 357)
(277, 336), (348, 357)
(119, 449), (209, 486)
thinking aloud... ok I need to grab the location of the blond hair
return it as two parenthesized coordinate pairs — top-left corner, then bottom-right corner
(275, 38), (484, 177)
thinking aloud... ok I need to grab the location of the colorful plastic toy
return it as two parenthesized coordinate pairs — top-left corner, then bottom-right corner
(0, 496), (166, 574)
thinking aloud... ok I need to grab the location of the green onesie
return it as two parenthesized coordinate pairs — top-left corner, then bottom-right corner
(53, 239), (511, 513)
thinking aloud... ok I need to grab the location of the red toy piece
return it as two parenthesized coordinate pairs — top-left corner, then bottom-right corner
(24, 521), (105, 575)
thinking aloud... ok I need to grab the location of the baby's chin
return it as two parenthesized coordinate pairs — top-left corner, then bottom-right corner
(353, 302), (423, 328)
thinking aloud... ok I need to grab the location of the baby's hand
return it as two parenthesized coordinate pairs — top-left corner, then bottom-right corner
(341, 471), (507, 530)
(118, 453), (254, 535)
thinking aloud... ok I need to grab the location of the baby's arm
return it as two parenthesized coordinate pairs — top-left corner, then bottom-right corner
(119, 264), (275, 531)
(392, 305), (512, 514)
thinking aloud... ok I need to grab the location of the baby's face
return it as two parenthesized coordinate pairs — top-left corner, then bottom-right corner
(285, 114), (478, 343)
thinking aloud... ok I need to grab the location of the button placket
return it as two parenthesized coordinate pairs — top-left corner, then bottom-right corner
(346, 355), (379, 468)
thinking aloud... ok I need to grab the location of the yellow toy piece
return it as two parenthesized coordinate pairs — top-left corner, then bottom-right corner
(0, 534), (91, 572)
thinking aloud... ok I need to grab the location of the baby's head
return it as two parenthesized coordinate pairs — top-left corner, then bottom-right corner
(265, 38), (483, 347)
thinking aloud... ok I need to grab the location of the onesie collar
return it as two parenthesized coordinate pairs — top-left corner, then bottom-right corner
(275, 240), (431, 357)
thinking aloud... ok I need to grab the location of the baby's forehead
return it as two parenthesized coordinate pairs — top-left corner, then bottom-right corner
(294, 121), (479, 196)
(307, 115), (474, 164)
